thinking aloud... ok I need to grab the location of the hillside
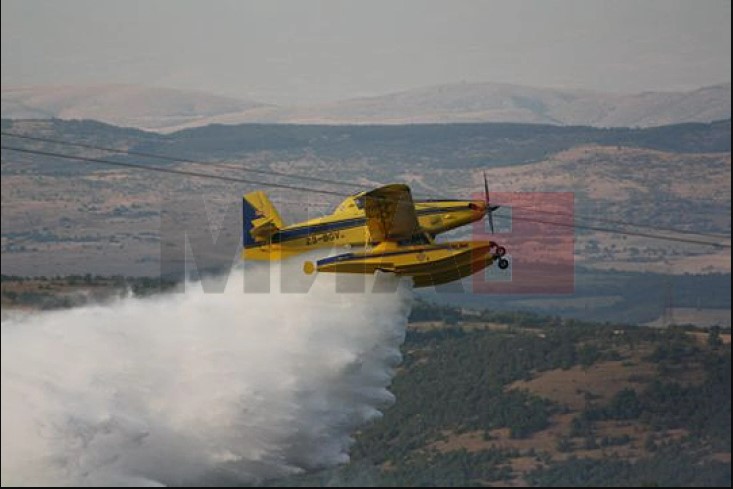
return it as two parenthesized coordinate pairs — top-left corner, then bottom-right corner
(271, 302), (732, 487)
(1, 118), (730, 324)
(2, 82), (730, 131)
(0, 85), (271, 131)
(272, 82), (732, 128)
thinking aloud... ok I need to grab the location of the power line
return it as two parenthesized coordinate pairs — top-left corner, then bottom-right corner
(491, 214), (730, 249)
(1, 145), (351, 198)
(2, 144), (730, 248)
(0, 131), (365, 190)
(3, 130), (729, 241)
(4, 154), (332, 208)
(493, 202), (731, 240)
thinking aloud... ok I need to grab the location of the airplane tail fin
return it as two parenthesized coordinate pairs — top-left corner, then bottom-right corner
(242, 191), (284, 246)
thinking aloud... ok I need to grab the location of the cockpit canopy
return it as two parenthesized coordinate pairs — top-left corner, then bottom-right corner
(333, 193), (366, 215)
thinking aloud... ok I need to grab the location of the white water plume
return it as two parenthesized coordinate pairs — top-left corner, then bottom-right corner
(1, 259), (413, 486)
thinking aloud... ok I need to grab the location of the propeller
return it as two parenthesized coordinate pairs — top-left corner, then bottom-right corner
(483, 172), (500, 234)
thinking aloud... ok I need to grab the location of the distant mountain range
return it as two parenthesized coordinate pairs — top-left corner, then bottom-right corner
(0, 85), (272, 131)
(2, 82), (730, 132)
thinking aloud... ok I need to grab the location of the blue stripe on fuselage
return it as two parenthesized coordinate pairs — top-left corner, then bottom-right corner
(316, 244), (461, 266)
(269, 217), (366, 243)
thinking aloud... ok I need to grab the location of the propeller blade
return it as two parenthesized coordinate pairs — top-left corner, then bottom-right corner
(483, 172), (499, 233)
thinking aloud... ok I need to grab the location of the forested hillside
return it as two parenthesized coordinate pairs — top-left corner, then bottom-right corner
(269, 301), (731, 486)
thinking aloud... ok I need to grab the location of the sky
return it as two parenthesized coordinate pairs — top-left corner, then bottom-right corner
(1, 0), (730, 105)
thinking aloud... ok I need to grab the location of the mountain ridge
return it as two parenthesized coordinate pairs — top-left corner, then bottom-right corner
(1, 82), (730, 132)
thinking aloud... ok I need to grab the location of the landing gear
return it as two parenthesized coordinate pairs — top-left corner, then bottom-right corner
(490, 243), (509, 269)
(489, 243), (506, 256)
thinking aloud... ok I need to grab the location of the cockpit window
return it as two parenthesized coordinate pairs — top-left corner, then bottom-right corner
(334, 195), (365, 214)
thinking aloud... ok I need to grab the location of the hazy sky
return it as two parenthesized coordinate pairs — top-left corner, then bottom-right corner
(2, 0), (730, 105)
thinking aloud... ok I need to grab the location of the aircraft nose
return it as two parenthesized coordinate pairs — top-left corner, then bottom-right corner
(469, 200), (487, 214)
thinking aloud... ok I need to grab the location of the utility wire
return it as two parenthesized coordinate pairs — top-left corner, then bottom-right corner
(2, 144), (730, 249)
(3, 130), (729, 240)
(493, 202), (731, 240)
(1, 145), (351, 198)
(491, 214), (730, 248)
(0, 131), (365, 189)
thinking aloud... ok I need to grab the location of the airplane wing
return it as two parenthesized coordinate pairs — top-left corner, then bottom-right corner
(364, 184), (421, 242)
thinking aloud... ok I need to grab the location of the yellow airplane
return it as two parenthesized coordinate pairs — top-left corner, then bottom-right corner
(242, 177), (508, 287)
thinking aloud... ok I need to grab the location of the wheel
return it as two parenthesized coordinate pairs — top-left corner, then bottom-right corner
(498, 258), (509, 270)
(495, 246), (506, 257)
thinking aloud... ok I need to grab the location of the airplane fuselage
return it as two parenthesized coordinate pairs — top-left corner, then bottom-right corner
(242, 195), (487, 261)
